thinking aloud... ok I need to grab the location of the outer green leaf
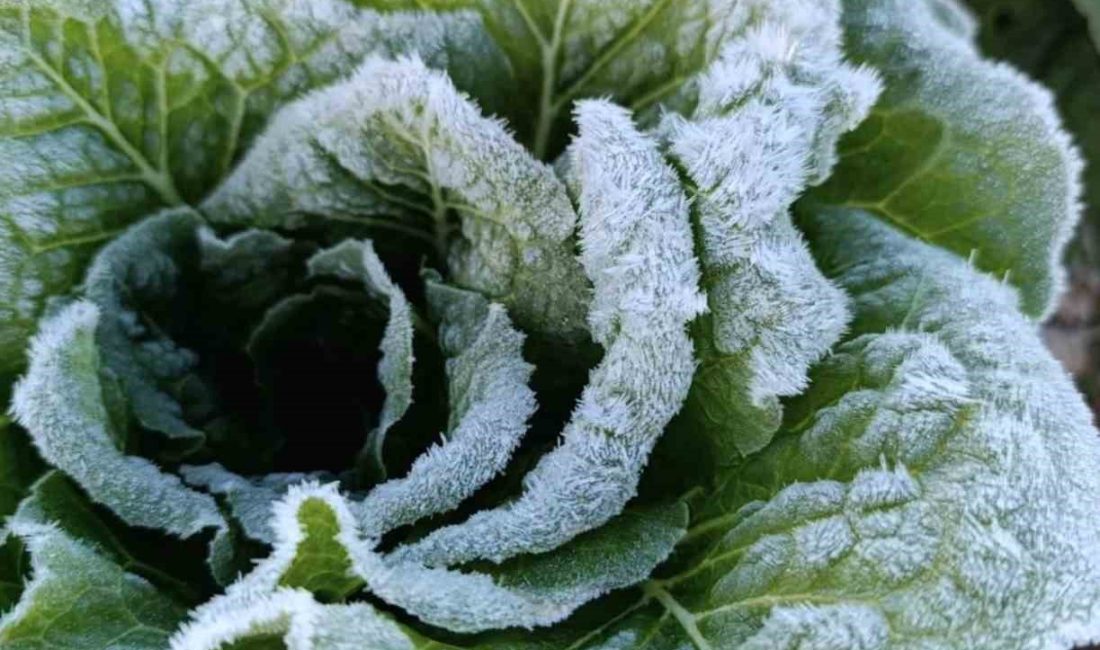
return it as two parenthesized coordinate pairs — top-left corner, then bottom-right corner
(204, 55), (589, 340)
(378, 0), (749, 157)
(0, 0), (500, 383)
(811, 0), (1084, 318)
(0, 523), (185, 650)
(13, 471), (211, 604)
(659, 0), (880, 460)
(307, 240), (414, 481)
(396, 101), (705, 567)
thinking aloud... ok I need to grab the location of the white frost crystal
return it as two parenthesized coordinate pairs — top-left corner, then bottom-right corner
(172, 482), (685, 639)
(2, 0), (1099, 648)
(10, 302), (231, 562)
(204, 55), (590, 339)
(353, 277), (537, 536)
(662, 0), (882, 456)
(394, 101), (706, 566)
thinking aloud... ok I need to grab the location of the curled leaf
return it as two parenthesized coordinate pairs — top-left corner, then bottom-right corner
(662, 0), (881, 458)
(308, 240), (415, 480)
(396, 100), (705, 566)
(204, 56), (590, 340)
(11, 302), (226, 548)
(814, 0), (1084, 319)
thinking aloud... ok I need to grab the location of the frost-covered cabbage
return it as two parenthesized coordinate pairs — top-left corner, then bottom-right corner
(0, 0), (1099, 648)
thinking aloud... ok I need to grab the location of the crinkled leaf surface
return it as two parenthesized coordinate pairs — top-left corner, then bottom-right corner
(658, 0), (880, 461)
(1, 0), (1098, 648)
(0, 523), (186, 650)
(376, 0), (751, 157)
(0, 0), (499, 383)
(812, 0), (1083, 319)
(204, 55), (589, 340)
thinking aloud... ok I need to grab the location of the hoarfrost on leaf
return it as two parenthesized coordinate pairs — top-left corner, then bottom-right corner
(813, 0), (1084, 319)
(0, 0), (501, 382)
(394, 100), (705, 567)
(9, 301), (231, 569)
(203, 55), (590, 340)
(660, 0), (881, 459)
(0, 0), (1097, 648)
